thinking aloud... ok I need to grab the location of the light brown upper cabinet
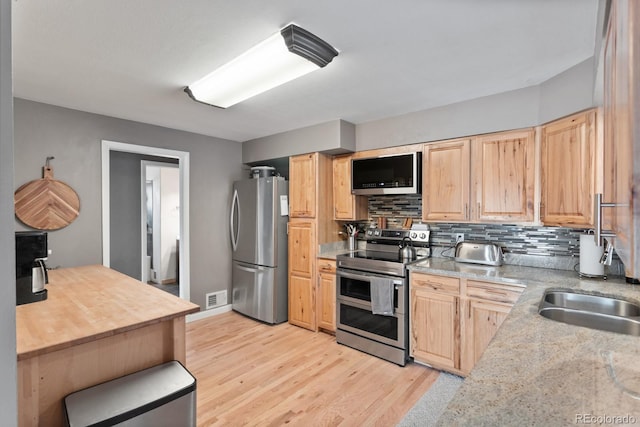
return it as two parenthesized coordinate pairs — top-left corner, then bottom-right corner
(601, 0), (640, 278)
(332, 154), (368, 220)
(540, 110), (596, 227)
(422, 139), (471, 221)
(423, 129), (535, 223)
(289, 153), (317, 218)
(471, 129), (535, 222)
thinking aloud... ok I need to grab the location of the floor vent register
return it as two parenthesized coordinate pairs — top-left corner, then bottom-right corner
(206, 290), (227, 310)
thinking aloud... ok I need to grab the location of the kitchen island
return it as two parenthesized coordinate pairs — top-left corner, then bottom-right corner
(406, 258), (640, 425)
(16, 265), (200, 427)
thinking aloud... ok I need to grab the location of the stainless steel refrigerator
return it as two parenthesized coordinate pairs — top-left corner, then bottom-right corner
(230, 176), (289, 324)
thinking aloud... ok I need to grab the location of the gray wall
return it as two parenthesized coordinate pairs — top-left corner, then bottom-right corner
(356, 59), (597, 151)
(242, 119), (355, 164)
(538, 58), (595, 123)
(14, 99), (244, 309)
(241, 58), (598, 160)
(355, 86), (541, 151)
(0, 0), (17, 424)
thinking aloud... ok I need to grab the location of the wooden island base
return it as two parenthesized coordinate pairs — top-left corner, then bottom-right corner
(16, 265), (200, 427)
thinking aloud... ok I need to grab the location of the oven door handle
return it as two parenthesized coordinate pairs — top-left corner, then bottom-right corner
(336, 269), (404, 286)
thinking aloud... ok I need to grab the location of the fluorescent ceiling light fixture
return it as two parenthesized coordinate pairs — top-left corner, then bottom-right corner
(184, 24), (339, 108)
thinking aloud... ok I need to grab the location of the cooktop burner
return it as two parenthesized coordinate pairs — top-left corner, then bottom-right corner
(336, 227), (431, 277)
(346, 249), (409, 263)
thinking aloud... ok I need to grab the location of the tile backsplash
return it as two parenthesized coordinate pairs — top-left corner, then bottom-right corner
(365, 195), (623, 274)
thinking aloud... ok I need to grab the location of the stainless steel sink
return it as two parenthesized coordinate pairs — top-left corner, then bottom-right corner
(538, 289), (640, 336)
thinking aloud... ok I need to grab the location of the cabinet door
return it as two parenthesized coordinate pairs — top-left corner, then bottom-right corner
(472, 129), (535, 222)
(461, 299), (511, 374)
(317, 270), (336, 332)
(288, 221), (316, 331)
(540, 110), (596, 227)
(422, 139), (471, 222)
(603, 0), (640, 277)
(410, 287), (459, 370)
(333, 155), (367, 220)
(288, 221), (314, 278)
(289, 153), (317, 218)
(289, 274), (316, 331)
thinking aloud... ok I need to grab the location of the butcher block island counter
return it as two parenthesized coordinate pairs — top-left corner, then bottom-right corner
(16, 265), (200, 426)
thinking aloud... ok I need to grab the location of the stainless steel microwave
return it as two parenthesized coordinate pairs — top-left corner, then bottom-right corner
(351, 152), (422, 195)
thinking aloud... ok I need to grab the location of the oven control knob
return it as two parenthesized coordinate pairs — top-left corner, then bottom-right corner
(419, 232), (427, 240)
(410, 232), (418, 239)
(373, 230), (381, 236)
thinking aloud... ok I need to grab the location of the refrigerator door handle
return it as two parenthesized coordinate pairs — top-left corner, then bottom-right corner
(236, 262), (265, 273)
(230, 188), (239, 251)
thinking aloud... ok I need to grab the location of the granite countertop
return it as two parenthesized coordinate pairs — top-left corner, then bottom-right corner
(407, 258), (640, 426)
(317, 249), (353, 260)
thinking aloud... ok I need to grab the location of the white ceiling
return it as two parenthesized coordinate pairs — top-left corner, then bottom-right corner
(12, 0), (599, 142)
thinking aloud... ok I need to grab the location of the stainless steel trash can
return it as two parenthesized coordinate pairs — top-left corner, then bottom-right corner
(64, 360), (196, 426)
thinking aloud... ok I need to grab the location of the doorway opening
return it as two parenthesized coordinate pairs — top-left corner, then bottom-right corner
(142, 161), (180, 297)
(101, 140), (190, 301)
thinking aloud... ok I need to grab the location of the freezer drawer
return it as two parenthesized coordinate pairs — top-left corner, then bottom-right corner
(232, 261), (287, 324)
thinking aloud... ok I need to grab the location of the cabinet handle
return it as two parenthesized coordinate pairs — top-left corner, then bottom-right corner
(477, 202), (481, 218)
(539, 202), (544, 219)
(485, 289), (508, 298)
(464, 203), (468, 219)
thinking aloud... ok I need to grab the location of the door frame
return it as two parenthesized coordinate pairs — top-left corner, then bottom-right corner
(101, 140), (190, 301)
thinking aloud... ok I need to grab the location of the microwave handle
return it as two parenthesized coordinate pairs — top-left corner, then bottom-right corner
(336, 269), (403, 286)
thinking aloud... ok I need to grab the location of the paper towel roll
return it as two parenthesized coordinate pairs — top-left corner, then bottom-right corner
(580, 233), (605, 277)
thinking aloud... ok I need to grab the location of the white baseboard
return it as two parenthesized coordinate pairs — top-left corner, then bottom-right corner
(186, 304), (232, 322)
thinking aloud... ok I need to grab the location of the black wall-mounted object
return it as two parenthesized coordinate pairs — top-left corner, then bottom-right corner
(352, 152), (422, 196)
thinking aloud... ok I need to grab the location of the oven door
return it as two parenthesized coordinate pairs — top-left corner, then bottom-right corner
(336, 268), (405, 314)
(336, 297), (405, 349)
(336, 268), (407, 349)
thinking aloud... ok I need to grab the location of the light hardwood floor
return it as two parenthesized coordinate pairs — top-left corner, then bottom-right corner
(186, 311), (439, 426)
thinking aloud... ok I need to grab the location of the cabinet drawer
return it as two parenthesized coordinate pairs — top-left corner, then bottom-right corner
(411, 273), (460, 295)
(317, 259), (336, 274)
(466, 280), (524, 304)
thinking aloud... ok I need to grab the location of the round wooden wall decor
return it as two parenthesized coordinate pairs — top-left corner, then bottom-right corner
(14, 159), (80, 230)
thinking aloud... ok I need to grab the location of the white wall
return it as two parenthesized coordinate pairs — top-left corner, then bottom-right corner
(160, 166), (179, 282)
(0, 0), (17, 424)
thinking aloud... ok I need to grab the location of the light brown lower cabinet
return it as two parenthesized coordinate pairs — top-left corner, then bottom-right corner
(410, 272), (523, 376)
(410, 273), (461, 372)
(411, 285), (460, 371)
(460, 280), (523, 373)
(288, 221), (316, 331)
(317, 259), (336, 333)
(289, 274), (316, 331)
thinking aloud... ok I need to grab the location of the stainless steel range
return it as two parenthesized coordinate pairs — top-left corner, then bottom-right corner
(335, 225), (430, 366)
